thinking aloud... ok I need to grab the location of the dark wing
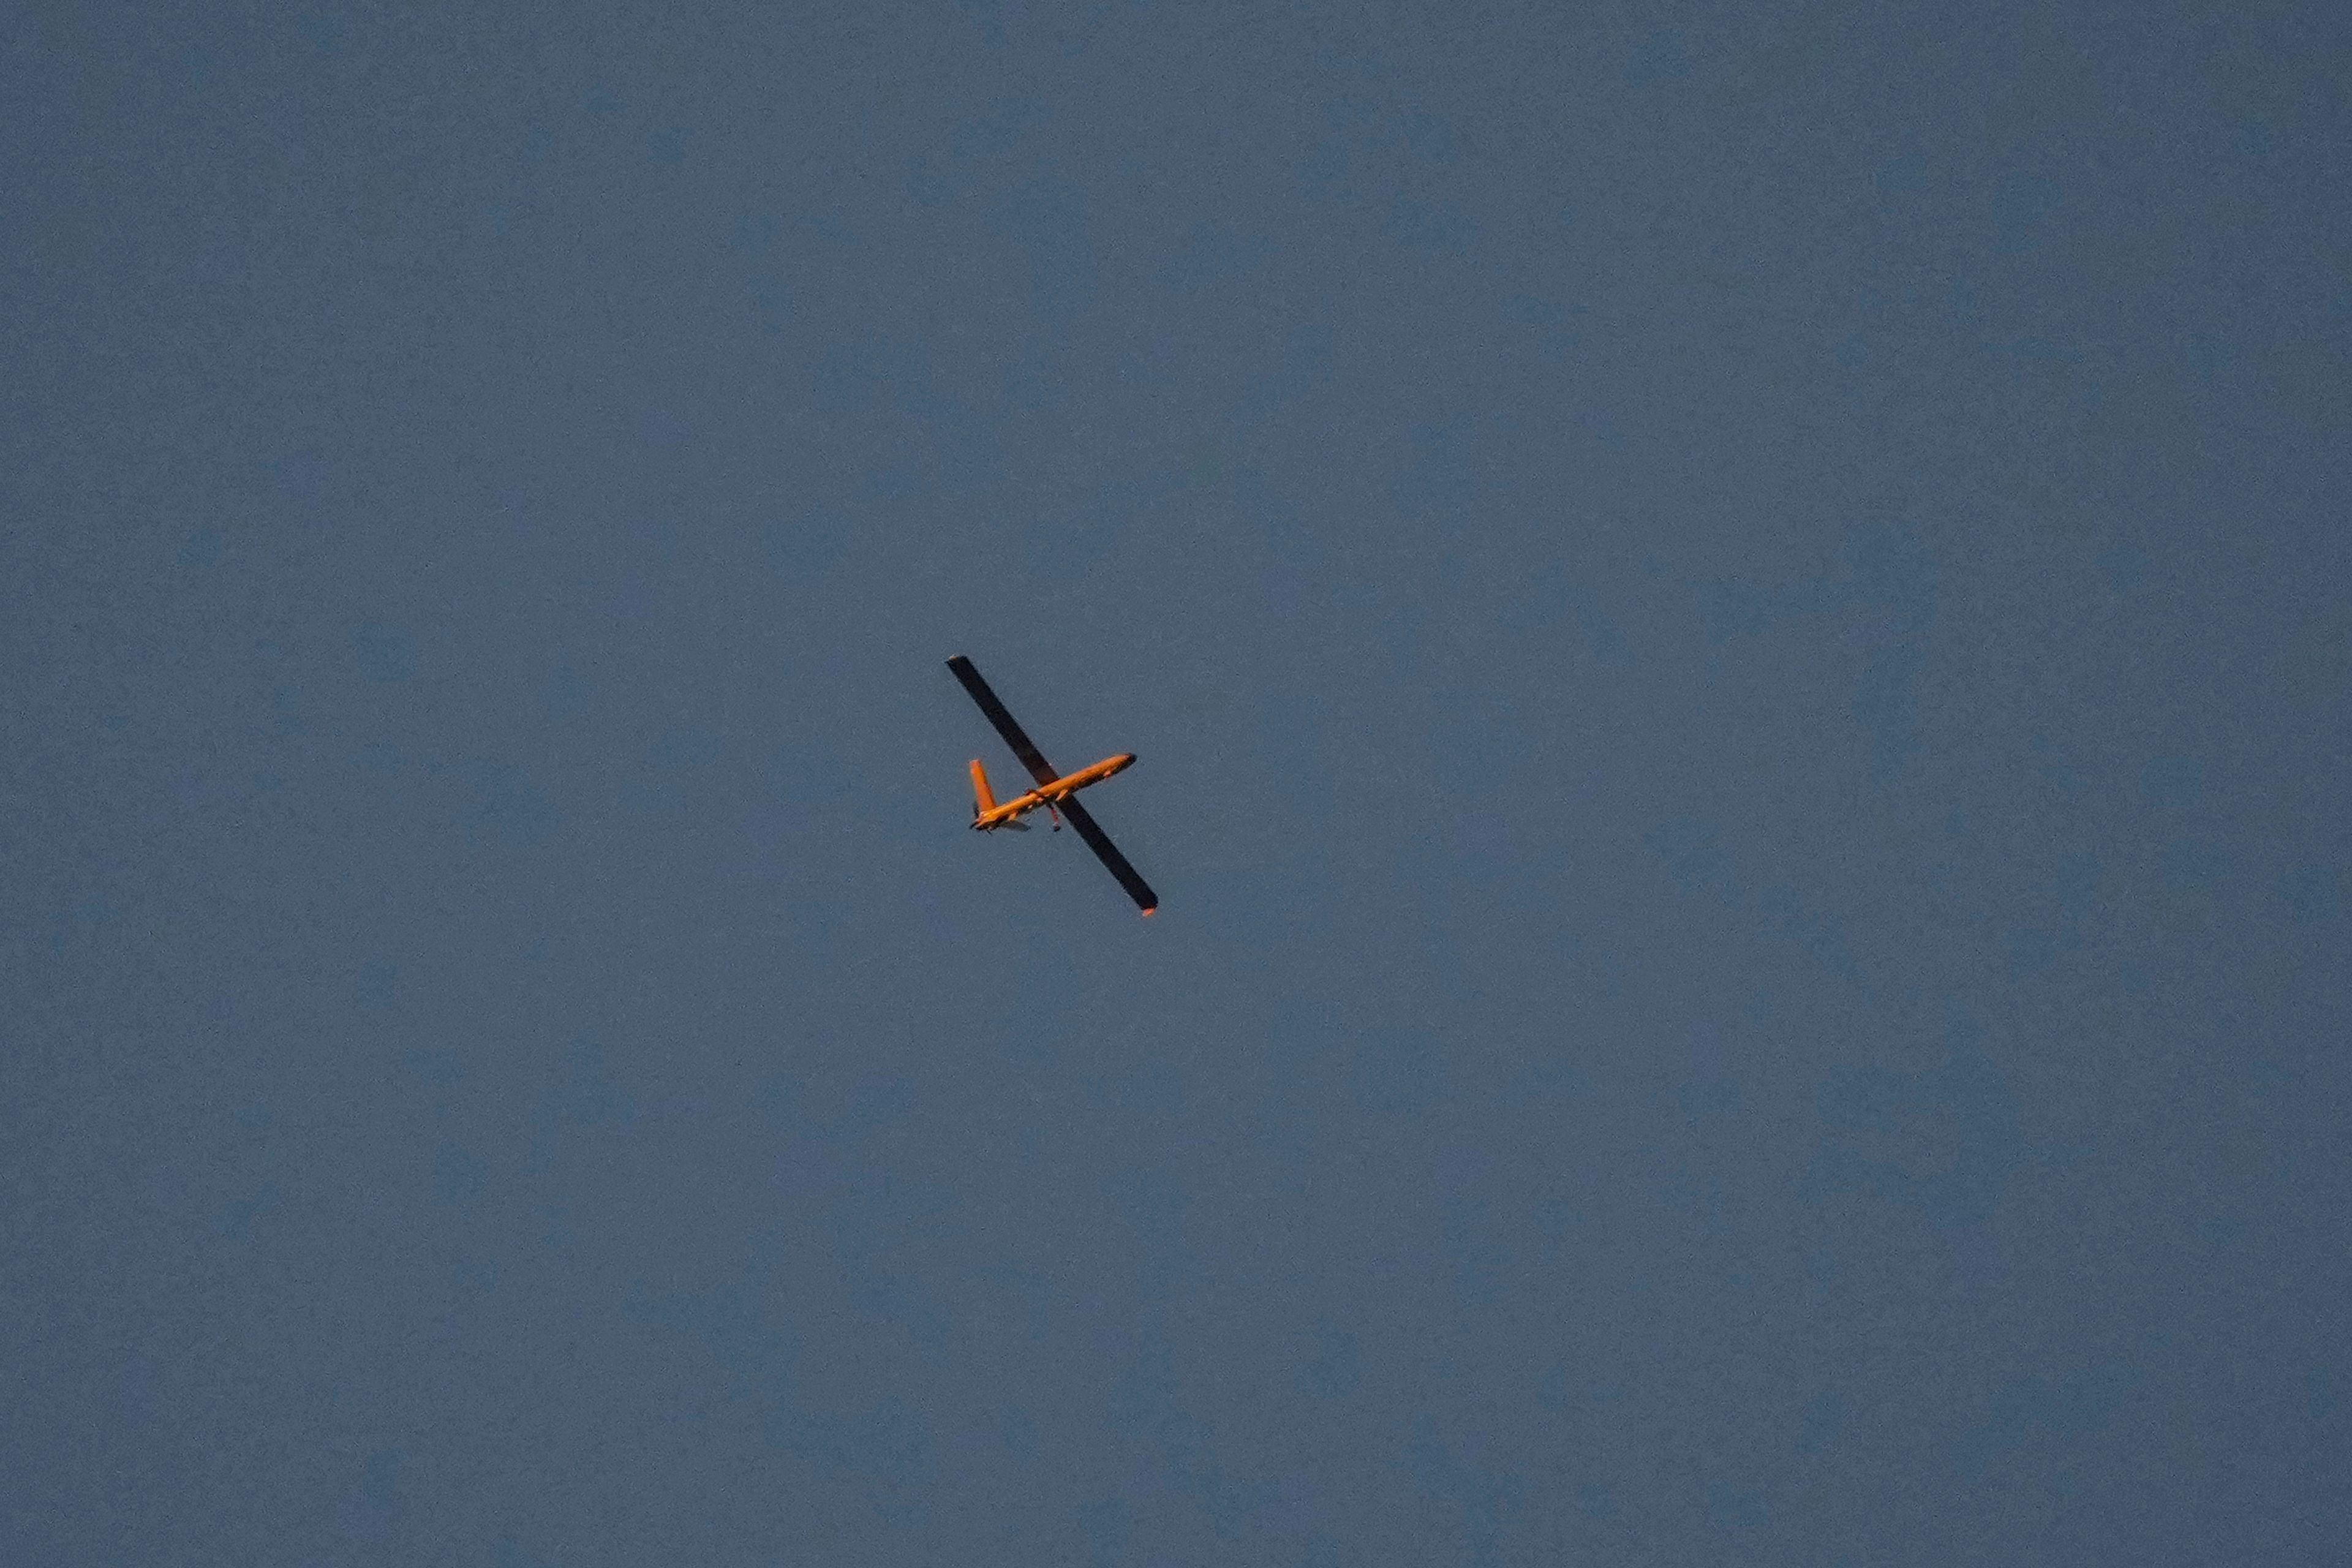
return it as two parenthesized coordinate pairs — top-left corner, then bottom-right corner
(1060, 796), (1158, 914)
(946, 655), (1057, 786)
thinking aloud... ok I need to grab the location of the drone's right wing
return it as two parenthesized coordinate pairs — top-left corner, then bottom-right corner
(946, 655), (1058, 786)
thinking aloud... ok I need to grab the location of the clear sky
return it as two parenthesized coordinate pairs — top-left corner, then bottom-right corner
(7, 3), (2348, 1563)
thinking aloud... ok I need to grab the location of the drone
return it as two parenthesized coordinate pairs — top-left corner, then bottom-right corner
(946, 655), (1158, 916)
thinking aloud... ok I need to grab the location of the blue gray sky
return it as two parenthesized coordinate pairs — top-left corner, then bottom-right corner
(7, 3), (2348, 1564)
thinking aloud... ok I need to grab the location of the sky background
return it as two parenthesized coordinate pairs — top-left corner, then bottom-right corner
(7, 2), (2350, 1564)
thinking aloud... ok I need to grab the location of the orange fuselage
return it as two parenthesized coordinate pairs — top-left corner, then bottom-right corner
(973, 753), (1134, 830)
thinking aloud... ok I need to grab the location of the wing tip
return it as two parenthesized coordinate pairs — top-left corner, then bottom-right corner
(1139, 907), (1156, 918)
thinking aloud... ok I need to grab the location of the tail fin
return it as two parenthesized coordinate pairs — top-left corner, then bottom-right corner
(968, 758), (997, 818)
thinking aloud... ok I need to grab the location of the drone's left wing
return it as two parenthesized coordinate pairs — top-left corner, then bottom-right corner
(1060, 796), (1158, 916)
